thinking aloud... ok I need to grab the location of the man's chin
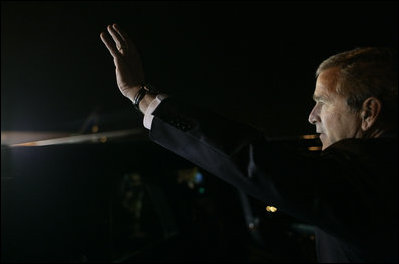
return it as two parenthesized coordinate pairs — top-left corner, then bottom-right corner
(319, 134), (329, 150)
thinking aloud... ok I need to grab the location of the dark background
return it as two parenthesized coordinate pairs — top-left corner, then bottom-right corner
(2, 1), (397, 137)
(1, 1), (398, 262)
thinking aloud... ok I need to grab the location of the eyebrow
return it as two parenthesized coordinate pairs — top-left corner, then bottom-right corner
(312, 95), (321, 101)
(312, 94), (330, 102)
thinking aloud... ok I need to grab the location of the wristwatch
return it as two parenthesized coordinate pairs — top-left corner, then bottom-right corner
(132, 84), (159, 111)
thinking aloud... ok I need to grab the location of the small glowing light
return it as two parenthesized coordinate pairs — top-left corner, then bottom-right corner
(92, 125), (99, 133)
(198, 187), (205, 194)
(248, 222), (255, 230)
(308, 146), (322, 151)
(266, 205), (277, 213)
(195, 171), (204, 184)
(301, 134), (319, 139)
(100, 136), (107, 143)
(177, 167), (203, 189)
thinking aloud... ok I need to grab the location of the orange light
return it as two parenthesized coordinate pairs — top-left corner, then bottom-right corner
(266, 205), (277, 213)
(301, 134), (319, 139)
(308, 146), (322, 151)
(92, 125), (99, 133)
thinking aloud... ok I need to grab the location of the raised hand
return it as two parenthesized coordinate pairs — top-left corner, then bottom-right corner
(100, 24), (144, 101)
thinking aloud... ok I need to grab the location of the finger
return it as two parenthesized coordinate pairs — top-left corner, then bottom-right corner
(111, 23), (126, 42)
(107, 24), (125, 50)
(100, 31), (119, 58)
(112, 23), (137, 50)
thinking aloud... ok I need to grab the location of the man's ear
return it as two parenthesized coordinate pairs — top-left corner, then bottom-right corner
(360, 97), (382, 131)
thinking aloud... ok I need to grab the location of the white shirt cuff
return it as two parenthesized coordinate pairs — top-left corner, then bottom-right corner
(143, 94), (168, 129)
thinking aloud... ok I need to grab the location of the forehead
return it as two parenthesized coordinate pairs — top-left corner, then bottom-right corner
(314, 67), (340, 98)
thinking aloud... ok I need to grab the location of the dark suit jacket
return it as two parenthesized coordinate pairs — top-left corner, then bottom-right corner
(148, 97), (398, 263)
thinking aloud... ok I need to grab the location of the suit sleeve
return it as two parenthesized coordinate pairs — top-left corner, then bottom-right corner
(147, 97), (393, 242)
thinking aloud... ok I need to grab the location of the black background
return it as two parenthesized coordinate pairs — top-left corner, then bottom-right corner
(2, 1), (397, 137)
(1, 2), (397, 262)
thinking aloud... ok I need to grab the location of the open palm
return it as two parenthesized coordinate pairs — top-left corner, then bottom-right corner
(100, 24), (144, 100)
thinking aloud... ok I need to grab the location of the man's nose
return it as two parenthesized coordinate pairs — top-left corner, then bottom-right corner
(308, 106), (319, 125)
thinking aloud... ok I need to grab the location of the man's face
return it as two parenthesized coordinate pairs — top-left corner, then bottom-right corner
(308, 68), (363, 150)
